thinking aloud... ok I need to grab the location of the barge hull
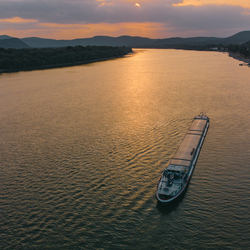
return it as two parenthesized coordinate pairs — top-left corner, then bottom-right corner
(156, 115), (209, 204)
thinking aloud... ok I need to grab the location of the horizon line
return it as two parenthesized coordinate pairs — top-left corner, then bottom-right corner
(2, 30), (249, 41)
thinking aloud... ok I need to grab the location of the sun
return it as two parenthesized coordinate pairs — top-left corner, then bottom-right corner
(135, 3), (140, 7)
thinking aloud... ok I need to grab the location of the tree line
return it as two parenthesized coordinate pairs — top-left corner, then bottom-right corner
(0, 45), (132, 71)
(196, 41), (250, 58)
(202, 41), (250, 58)
(140, 40), (250, 59)
(226, 41), (250, 58)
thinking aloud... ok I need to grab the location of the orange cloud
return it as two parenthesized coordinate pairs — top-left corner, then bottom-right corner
(1, 1), (249, 39)
(174, 0), (250, 8)
(0, 16), (38, 23)
(97, 0), (114, 6)
(38, 22), (167, 39)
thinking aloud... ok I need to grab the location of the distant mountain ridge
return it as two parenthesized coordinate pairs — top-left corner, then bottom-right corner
(20, 35), (154, 48)
(1, 31), (250, 49)
(0, 35), (13, 40)
(0, 38), (30, 49)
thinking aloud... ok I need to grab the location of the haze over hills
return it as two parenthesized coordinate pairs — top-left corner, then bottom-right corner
(0, 31), (250, 49)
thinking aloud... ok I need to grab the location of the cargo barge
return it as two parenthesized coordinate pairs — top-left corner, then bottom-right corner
(156, 114), (209, 204)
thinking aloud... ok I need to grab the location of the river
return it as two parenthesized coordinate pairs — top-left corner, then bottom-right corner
(0, 49), (250, 249)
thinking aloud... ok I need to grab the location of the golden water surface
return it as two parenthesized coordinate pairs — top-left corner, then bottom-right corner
(0, 49), (250, 249)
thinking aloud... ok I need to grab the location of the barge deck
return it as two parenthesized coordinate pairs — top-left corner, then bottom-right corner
(156, 114), (209, 204)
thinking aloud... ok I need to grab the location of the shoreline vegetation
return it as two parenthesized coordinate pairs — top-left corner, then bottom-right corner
(0, 41), (249, 74)
(228, 52), (250, 64)
(223, 42), (250, 65)
(0, 45), (132, 73)
(147, 41), (250, 65)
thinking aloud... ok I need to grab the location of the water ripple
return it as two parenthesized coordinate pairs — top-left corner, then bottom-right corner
(1, 50), (250, 250)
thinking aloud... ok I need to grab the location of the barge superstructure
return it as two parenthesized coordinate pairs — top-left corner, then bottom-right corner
(156, 114), (209, 204)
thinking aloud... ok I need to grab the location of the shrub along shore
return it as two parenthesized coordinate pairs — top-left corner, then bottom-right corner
(0, 45), (132, 73)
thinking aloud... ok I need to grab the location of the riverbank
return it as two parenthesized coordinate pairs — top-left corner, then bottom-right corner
(228, 52), (250, 64)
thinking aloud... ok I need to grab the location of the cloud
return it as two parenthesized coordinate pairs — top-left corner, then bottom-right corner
(175, 0), (250, 8)
(0, 16), (37, 23)
(0, 1), (191, 24)
(0, 0), (248, 24)
(0, 0), (250, 38)
(169, 5), (250, 30)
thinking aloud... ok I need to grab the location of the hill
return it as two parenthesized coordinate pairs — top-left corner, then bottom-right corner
(147, 31), (250, 48)
(21, 36), (154, 48)
(21, 31), (250, 48)
(0, 35), (13, 40)
(0, 38), (30, 49)
(1, 31), (250, 49)
(218, 31), (250, 45)
(149, 37), (219, 47)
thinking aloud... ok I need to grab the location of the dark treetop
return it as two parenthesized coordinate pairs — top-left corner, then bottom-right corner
(0, 45), (132, 72)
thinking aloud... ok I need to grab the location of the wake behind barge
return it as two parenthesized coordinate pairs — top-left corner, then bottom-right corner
(156, 114), (209, 204)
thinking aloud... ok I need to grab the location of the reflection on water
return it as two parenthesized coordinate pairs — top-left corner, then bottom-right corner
(156, 200), (180, 214)
(0, 49), (250, 249)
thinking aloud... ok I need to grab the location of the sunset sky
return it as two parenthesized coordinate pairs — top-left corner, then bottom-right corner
(0, 0), (250, 39)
